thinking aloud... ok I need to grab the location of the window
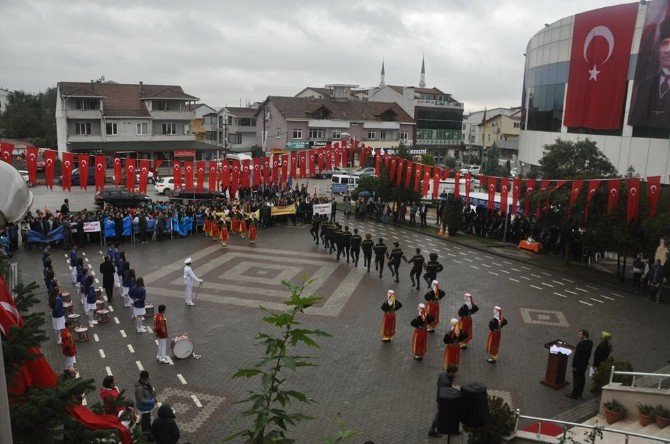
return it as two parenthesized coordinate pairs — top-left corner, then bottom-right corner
(275, 129), (283, 138)
(228, 133), (242, 144)
(105, 123), (117, 135)
(184, 124), (191, 135)
(75, 99), (97, 110)
(332, 130), (341, 139)
(162, 123), (176, 135)
(367, 130), (376, 140)
(526, 84), (565, 132)
(400, 130), (408, 141)
(292, 128), (303, 139)
(74, 122), (91, 135)
(380, 131), (387, 140)
(513, 122), (520, 128)
(136, 123), (149, 135)
(308, 128), (326, 139)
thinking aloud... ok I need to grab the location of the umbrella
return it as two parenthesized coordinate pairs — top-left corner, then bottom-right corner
(357, 191), (371, 197)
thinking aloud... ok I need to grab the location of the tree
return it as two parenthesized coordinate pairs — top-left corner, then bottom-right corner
(0, 88), (57, 148)
(421, 153), (436, 166)
(538, 139), (618, 180)
(482, 143), (501, 176)
(443, 157), (457, 168)
(443, 194), (464, 235)
(250, 145), (264, 158)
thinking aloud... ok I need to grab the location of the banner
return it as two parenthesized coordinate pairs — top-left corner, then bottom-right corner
(313, 203), (331, 216)
(83, 221), (101, 233)
(26, 146), (38, 185)
(607, 179), (620, 214)
(138, 159), (150, 194)
(209, 161), (218, 191)
(585, 179), (601, 222)
(626, 177), (640, 223)
(512, 178), (521, 215)
(220, 161), (229, 189)
(271, 204), (297, 216)
(44, 149), (57, 190)
(172, 162), (182, 190)
(568, 180), (583, 219)
(564, 3), (637, 129)
(27, 226), (65, 244)
(184, 161), (194, 191)
(253, 158), (262, 187)
(113, 157), (122, 186)
(103, 216), (132, 238)
(630, 0), (670, 128)
(647, 175), (661, 218)
(300, 151), (307, 178)
(499, 178), (510, 214)
(262, 157), (270, 184)
(487, 176), (497, 210)
(524, 179), (536, 218)
(196, 160), (205, 192)
(0, 142), (13, 163)
(125, 158), (135, 192)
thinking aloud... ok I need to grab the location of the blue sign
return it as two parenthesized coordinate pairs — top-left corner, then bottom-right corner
(286, 141), (308, 149)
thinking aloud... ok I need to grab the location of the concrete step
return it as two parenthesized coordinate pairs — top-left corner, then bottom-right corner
(565, 415), (670, 443)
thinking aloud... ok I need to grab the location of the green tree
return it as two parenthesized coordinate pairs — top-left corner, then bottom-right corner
(0, 88), (57, 148)
(482, 143), (501, 176)
(538, 139), (618, 180)
(421, 153), (436, 166)
(226, 279), (332, 443)
(443, 157), (457, 168)
(443, 194), (464, 235)
(249, 146), (264, 158)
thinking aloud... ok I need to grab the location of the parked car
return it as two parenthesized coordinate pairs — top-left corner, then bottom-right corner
(154, 177), (196, 196)
(16, 169), (34, 186)
(57, 168), (96, 186)
(314, 166), (346, 179)
(352, 167), (376, 177)
(135, 170), (155, 184)
(331, 174), (360, 194)
(169, 188), (227, 202)
(94, 189), (152, 207)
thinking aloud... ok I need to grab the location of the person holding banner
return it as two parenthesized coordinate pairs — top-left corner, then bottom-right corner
(183, 258), (203, 306)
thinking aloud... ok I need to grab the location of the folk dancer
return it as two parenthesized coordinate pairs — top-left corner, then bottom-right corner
(248, 219), (257, 244)
(442, 318), (467, 371)
(406, 248), (425, 291)
(210, 216), (220, 240)
(239, 217), (248, 239)
(183, 258), (203, 306)
(410, 303), (434, 360)
(424, 280), (445, 333)
(457, 293), (479, 349)
(219, 217), (229, 246)
(154, 304), (168, 363)
(486, 305), (507, 364)
(380, 290), (403, 342)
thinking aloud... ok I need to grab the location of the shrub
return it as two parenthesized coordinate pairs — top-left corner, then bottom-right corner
(654, 405), (670, 418)
(637, 403), (655, 417)
(592, 357), (633, 393)
(465, 395), (516, 444)
(604, 399), (625, 414)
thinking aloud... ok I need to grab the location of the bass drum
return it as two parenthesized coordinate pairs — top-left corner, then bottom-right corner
(171, 334), (194, 359)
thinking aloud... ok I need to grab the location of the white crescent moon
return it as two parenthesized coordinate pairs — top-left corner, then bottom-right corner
(583, 26), (614, 63)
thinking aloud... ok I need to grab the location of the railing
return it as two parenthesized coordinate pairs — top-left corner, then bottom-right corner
(515, 411), (670, 443)
(609, 366), (670, 390)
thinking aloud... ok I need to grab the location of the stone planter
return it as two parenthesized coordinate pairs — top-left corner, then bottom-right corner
(639, 412), (654, 427)
(604, 407), (624, 425)
(657, 414), (670, 429)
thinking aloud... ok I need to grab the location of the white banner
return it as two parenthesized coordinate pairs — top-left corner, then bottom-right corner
(83, 221), (101, 233)
(313, 203), (331, 216)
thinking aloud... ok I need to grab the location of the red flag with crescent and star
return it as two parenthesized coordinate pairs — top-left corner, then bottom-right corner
(359, 146), (367, 168)
(442, 169), (451, 180)
(389, 157), (397, 182)
(454, 172), (460, 199)
(183, 161), (193, 192)
(546, 180), (567, 212)
(499, 178), (510, 214)
(262, 157), (270, 184)
(647, 176), (661, 219)
(568, 180), (583, 220)
(432, 167), (441, 200)
(465, 172), (472, 207)
(487, 176), (497, 210)
(585, 179), (601, 222)
(396, 158), (404, 186)
(563, 3), (638, 129)
(196, 161), (206, 192)
(220, 161), (229, 190)
(252, 158), (261, 187)
(384, 151), (390, 171)
(299, 151), (307, 178)
(209, 161), (218, 191)
(26, 146), (38, 185)
(523, 179), (536, 218)
(78, 154), (90, 190)
(172, 162), (182, 190)
(421, 165), (431, 197)
(125, 158), (136, 192)
(113, 157), (122, 186)
(325, 144), (332, 171)
(230, 161), (240, 197)
(44, 149), (57, 190)
(536, 180), (550, 219)
(374, 151), (382, 177)
(241, 159), (250, 189)
(139, 159), (150, 194)
(270, 154), (279, 184)
(413, 163), (423, 192)
(62, 152), (74, 191)
(512, 178), (522, 215)
(405, 161), (414, 189)
(342, 144), (348, 168)
(94, 155), (106, 192)
(333, 143), (341, 168)
(606, 179), (620, 214)
(308, 150), (316, 177)
(0, 142), (13, 163)
(626, 178), (640, 223)
(290, 152), (297, 179)
(317, 148), (325, 172)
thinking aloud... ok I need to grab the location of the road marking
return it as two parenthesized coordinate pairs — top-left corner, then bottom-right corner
(90, 271), (95, 276)
(94, 278), (99, 284)
(502, 260), (511, 265)
(145, 326), (152, 333)
(127, 344), (135, 353)
(530, 285), (543, 290)
(484, 255), (494, 259)
(481, 263), (491, 268)
(579, 300), (593, 306)
(562, 278), (575, 283)
(470, 265), (480, 270)
(521, 266), (531, 270)
(64, 254), (68, 258)
(105, 366), (112, 376)
(474, 257), (483, 261)
(508, 278), (519, 282)
(600, 295), (615, 301)
(611, 292), (623, 298)
(464, 258), (473, 262)
(177, 374), (187, 385)
(93, 334), (99, 342)
(510, 267), (520, 272)
(82, 252), (86, 256)
(99, 251), (103, 255)
(447, 253), (456, 257)
(492, 262), (502, 266)
(85, 258), (89, 263)
(500, 270), (510, 274)
(452, 260), (461, 264)
(488, 271), (499, 276)
(136, 361), (144, 371)
(575, 287), (589, 293)
(541, 282), (553, 287)
(99, 349), (106, 358)
(565, 290), (578, 295)
(191, 395), (202, 408)
(120, 329), (127, 338)
(590, 297), (604, 304)
(108, 306), (114, 312)
(114, 317), (120, 324)
(553, 292), (567, 298)
(82, 397), (87, 406)
(552, 280), (565, 286)
(520, 276), (531, 280)
(586, 285), (599, 290)
(68, 266), (72, 270)
(165, 356), (174, 365)
(459, 252), (467, 256)
(541, 272), (551, 276)
(530, 274), (541, 278)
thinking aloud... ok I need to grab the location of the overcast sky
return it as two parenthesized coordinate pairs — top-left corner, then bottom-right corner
(1, 0), (625, 113)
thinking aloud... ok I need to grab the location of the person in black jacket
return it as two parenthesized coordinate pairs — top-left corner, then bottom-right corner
(361, 233), (374, 272)
(565, 329), (594, 399)
(386, 241), (405, 283)
(423, 253), (444, 286)
(99, 255), (116, 303)
(373, 238), (388, 278)
(406, 248), (425, 291)
(151, 403), (180, 444)
(349, 228), (362, 267)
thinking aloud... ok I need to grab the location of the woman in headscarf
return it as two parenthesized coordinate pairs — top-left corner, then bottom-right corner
(486, 305), (507, 364)
(423, 280), (445, 333)
(380, 290), (402, 342)
(443, 318), (467, 371)
(457, 293), (479, 349)
(410, 303), (434, 361)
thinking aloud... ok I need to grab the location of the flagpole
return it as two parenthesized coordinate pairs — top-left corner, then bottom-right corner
(0, 335), (13, 444)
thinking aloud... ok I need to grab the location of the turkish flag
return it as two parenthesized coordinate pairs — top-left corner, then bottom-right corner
(585, 179), (601, 222)
(66, 404), (132, 444)
(360, 146), (367, 167)
(465, 172), (472, 207)
(125, 158), (136, 192)
(647, 176), (661, 219)
(299, 151), (307, 178)
(563, 3), (637, 129)
(253, 158), (262, 186)
(196, 161), (205, 192)
(384, 152), (390, 171)
(334, 143), (341, 168)
(240, 160), (250, 189)
(113, 157), (122, 186)
(209, 161), (218, 191)
(606, 179), (620, 214)
(78, 154), (90, 190)
(44, 149), (58, 190)
(432, 167), (441, 200)
(442, 169), (451, 180)
(0, 142), (13, 163)
(62, 152), (74, 191)
(153, 159), (164, 175)
(308, 150), (316, 177)
(421, 165), (431, 197)
(536, 180), (550, 218)
(405, 161), (414, 189)
(626, 178), (640, 223)
(220, 161), (229, 190)
(413, 163), (422, 192)
(94, 155), (106, 192)
(231, 161), (240, 197)
(454, 172), (460, 199)
(325, 144), (332, 171)
(26, 146), (38, 185)
(487, 176), (497, 210)
(499, 178), (510, 214)
(375, 151), (382, 177)
(279, 154), (287, 185)
(524, 179), (536, 218)
(184, 161), (194, 191)
(512, 178), (522, 215)
(139, 159), (150, 194)
(172, 162), (182, 190)
(568, 180), (583, 219)
(546, 180), (567, 212)
(262, 157), (270, 184)
(342, 145), (348, 168)
(272, 154), (279, 184)
(396, 159), (405, 186)
(389, 157), (397, 181)
(290, 152), (297, 179)
(317, 148), (325, 171)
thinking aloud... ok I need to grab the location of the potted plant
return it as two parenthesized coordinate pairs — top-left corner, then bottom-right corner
(655, 405), (670, 429)
(637, 403), (655, 427)
(603, 399), (625, 424)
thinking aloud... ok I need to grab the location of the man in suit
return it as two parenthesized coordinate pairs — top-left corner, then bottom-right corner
(565, 329), (594, 399)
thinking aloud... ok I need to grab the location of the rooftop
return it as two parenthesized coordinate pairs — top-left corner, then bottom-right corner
(263, 96), (415, 122)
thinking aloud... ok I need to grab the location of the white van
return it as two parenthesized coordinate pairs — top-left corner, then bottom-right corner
(331, 174), (359, 194)
(226, 153), (252, 162)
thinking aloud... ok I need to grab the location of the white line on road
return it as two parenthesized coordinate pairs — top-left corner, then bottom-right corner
(459, 252), (467, 256)
(108, 306), (114, 312)
(500, 270), (510, 274)
(127, 344), (135, 353)
(191, 395), (202, 408)
(99, 251), (103, 255)
(90, 271), (95, 276)
(114, 317), (120, 324)
(521, 266), (531, 270)
(565, 290), (578, 295)
(484, 255), (494, 259)
(600, 295), (615, 301)
(590, 298), (604, 304)
(177, 374), (187, 385)
(552, 280), (565, 286)
(579, 300), (593, 306)
(510, 268), (520, 272)
(99, 349), (106, 358)
(488, 271), (499, 276)
(470, 265), (480, 270)
(94, 278), (99, 284)
(541, 282), (553, 287)
(165, 356), (174, 365)
(145, 326), (152, 333)
(520, 276), (531, 280)
(586, 285), (599, 290)
(575, 287), (589, 293)
(553, 292), (567, 298)
(93, 334), (99, 342)
(464, 258), (473, 262)
(136, 361), (144, 371)
(84, 258), (89, 263)
(530, 274), (541, 278)
(481, 263), (491, 268)
(541, 272), (551, 276)
(452, 260), (461, 264)
(611, 292), (624, 298)
(508, 278), (520, 282)
(530, 285), (543, 290)
(447, 253), (456, 257)
(492, 262), (502, 266)
(562, 278), (575, 283)
(82, 252), (86, 256)
(105, 366), (112, 376)
(502, 260), (511, 264)
(120, 329), (126, 338)
(474, 257), (483, 261)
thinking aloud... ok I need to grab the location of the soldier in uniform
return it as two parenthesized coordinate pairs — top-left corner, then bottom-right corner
(310, 215), (321, 245)
(349, 228), (362, 267)
(423, 253), (444, 287)
(361, 233), (374, 273)
(341, 226), (352, 263)
(331, 223), (343, 259)
(387, 241), (406, 284)
(373, 238), (388, 278)
(406, 248), (425, 291)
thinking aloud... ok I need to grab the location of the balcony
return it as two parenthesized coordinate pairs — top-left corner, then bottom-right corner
(65, 109), (102, 119)
(151, 110), (194, 120)
(151, 134), (197, 142)
(414, 99), (464, 109)
(68, 134), (104, 143)
(224, 124), (257, 134)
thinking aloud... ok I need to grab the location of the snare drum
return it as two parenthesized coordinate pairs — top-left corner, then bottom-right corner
(61, 292), (71, 303)
(63, 301), (74, 315)
(144, 304), (154, 317)
(170, 334), (194, 359)
(74, 326), (90, 342)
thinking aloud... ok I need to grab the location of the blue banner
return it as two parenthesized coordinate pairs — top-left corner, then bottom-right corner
(104, 219), (116, 238)
(27, 226), (65, 244)
(123, 216), (131, 236)
(179, 217), (193, 236)
(103, 216), (133, 238)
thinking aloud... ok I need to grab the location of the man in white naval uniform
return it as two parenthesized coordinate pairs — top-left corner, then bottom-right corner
(183, 257), (203, 306)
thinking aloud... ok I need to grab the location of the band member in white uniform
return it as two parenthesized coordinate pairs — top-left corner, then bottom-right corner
(183, 257), (203, 306)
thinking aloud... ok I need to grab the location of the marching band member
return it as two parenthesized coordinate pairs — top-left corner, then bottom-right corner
(154, 304), (168, 363)
(183, 258), (203, 306)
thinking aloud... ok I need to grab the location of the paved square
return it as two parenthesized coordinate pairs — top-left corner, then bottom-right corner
(520, 308), (570, 327)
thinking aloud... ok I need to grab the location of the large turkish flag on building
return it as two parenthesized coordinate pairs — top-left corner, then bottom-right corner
(252, 158), (262, 187)
(563, 3), (637, 129)
(299, 151), (307, 178)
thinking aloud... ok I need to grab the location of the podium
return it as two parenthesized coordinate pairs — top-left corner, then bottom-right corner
(540, 339), (574, 390)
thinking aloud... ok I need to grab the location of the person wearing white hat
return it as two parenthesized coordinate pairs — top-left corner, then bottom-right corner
(442, 318), (467, 371)
(457, 293), (479, 349)
(410, 303), (434, 360)
(183, 258), (203, 306)
(380, 290), (403, 342)
(486, 306), (507, 364)
(423, 280), (445, 333)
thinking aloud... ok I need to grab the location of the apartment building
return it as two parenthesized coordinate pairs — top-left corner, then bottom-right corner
(218, 106), (259, 151)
